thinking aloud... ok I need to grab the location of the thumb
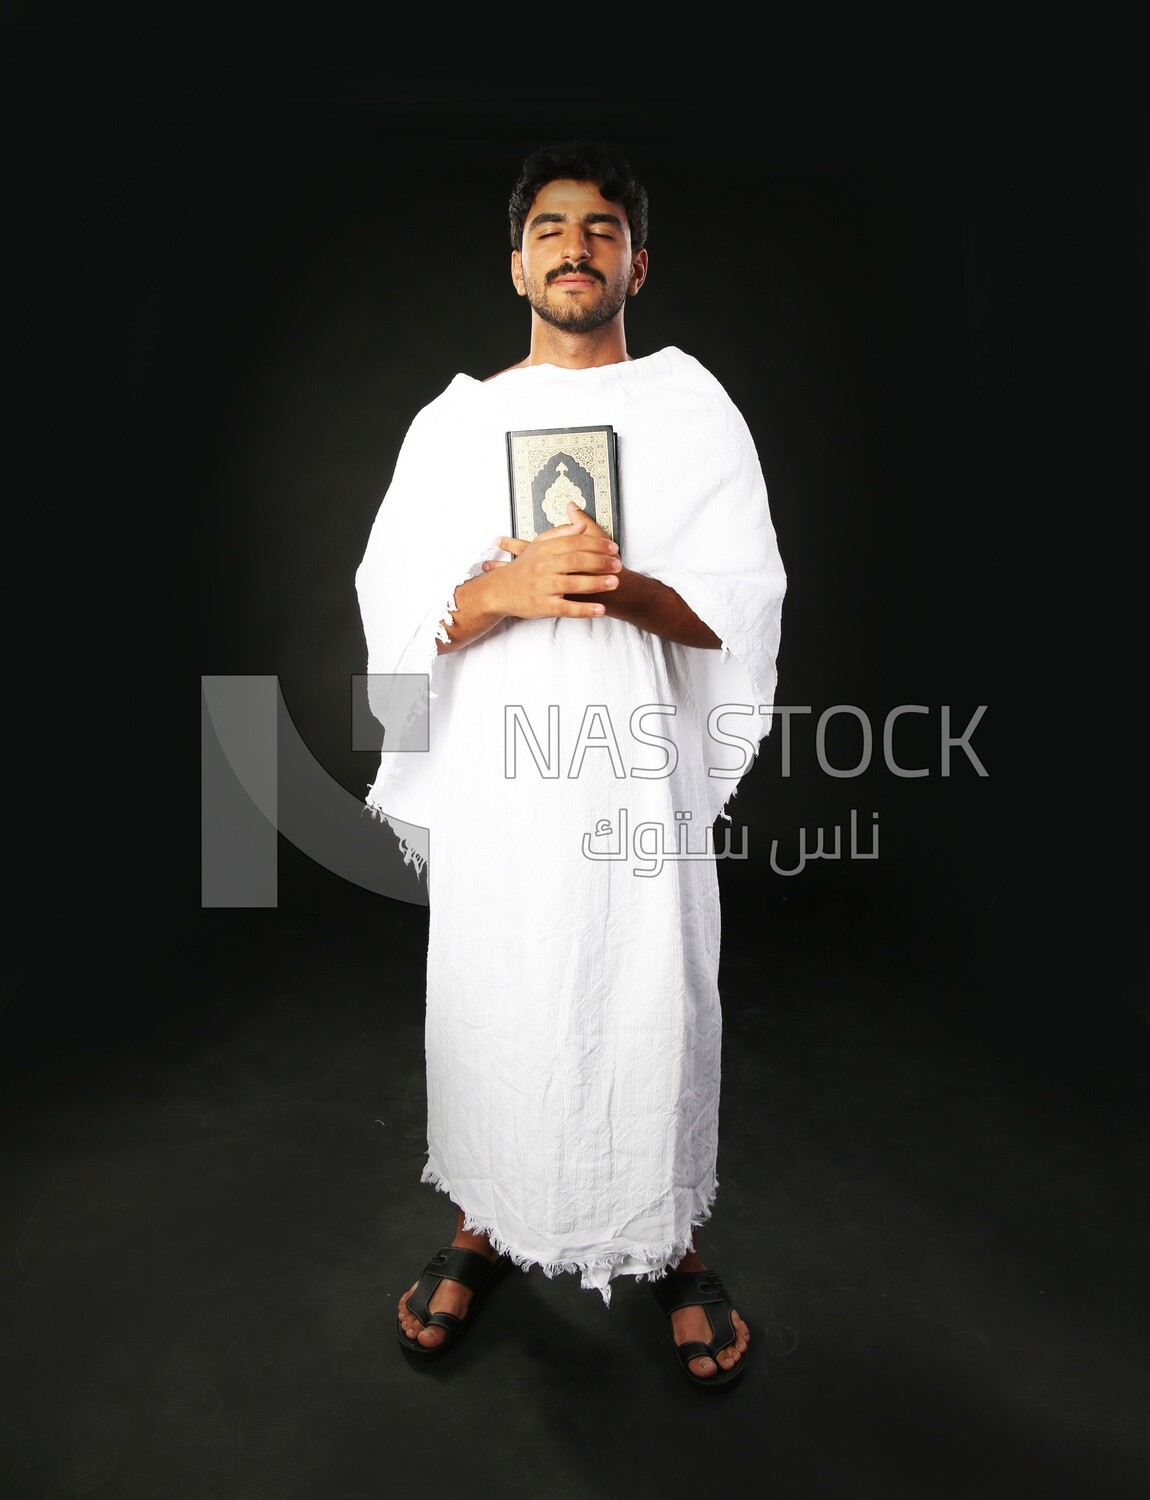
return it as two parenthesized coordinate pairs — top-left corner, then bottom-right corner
(566, 502), (589, 530)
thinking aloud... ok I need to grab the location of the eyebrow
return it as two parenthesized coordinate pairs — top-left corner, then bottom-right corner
(527, 211), (625, 233)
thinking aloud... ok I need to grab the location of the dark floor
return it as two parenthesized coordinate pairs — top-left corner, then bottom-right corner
(1, 852), (1148, 1500)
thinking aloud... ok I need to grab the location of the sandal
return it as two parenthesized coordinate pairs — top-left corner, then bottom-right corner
(650, 1267), (750, 1391)
(396, 1245), (509, 1359)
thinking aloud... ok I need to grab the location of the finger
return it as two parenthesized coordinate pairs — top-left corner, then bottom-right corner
(566, 502), (598, 526)
(566, 549), (621, 572)
(564, 573), (619, 592)
(557, 600), (608, 617)
(493, 536), (529, 555)
(567, 501), (609, 535)
(558, 534), (618, 554)
(538, 535), (618, 562)
(533, 518), (595, 545)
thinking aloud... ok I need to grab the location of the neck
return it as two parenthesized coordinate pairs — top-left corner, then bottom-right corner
(520, 316), (631, 370)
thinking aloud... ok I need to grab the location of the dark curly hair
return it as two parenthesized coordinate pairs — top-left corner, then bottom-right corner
(509, 141), (648, 253)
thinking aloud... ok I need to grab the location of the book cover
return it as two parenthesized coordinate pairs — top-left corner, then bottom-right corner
(506, 424), (621, 546)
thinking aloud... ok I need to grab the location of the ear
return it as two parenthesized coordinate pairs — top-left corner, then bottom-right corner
(628, 247), (649, 296)
(511, 248), (527, 297)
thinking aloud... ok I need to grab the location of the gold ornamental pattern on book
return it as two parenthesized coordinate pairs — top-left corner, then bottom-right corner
(506, 425), (621, 546)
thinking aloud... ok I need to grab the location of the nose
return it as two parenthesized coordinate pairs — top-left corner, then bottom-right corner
(561, 227), (591, 262)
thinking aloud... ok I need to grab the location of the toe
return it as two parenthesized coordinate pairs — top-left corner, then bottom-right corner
(689, 1354), (718, 1378)
(732, 1309), (750, 1354)
(714, 1310), (748, 1371)
(397, 1283), (422, 1341)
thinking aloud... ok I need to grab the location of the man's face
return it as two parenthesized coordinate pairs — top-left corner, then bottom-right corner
(511, 178), (647, 334)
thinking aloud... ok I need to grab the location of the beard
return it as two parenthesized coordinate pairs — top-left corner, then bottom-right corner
(525, 266), (631, 334)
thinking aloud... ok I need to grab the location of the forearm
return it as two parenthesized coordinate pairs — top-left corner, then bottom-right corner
(435, 572), (507, 655)
(569, 567), (721, 649)
(438, 544), (718, 653)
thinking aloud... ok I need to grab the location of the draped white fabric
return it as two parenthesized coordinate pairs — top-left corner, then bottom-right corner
(356, 347), (786, 1299)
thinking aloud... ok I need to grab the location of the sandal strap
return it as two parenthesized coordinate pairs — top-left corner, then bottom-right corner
(674, 1339), (717, 1369)
(420, 1309), (463, 1334)
(406, 1245), (502, 1323)
(650, 1268), (730, 1315)
(651, 1268), (738, 1358)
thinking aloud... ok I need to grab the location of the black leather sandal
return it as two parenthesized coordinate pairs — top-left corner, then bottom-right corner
(650, 1267), (750, 1390)
(396, 1245), (509, 1359)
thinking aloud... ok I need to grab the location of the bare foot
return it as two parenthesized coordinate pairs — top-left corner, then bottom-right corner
(396, 1217), (502, 1351)
(668, 1252), (751, 1379)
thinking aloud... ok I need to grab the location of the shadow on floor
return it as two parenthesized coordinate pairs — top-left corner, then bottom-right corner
(1, 855), (1147, 1499)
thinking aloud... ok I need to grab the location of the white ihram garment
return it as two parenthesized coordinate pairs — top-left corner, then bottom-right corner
(355, 347), (786, 1300)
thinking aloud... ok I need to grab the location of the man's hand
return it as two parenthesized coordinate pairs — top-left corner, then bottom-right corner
(436, 504), (620, 654)
(440, 500), (718, 654)
(480, 502), (621, 620)
(562, 502), (722, 650)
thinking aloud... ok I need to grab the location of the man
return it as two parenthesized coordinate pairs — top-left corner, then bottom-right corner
(356, 141), (786, 1389)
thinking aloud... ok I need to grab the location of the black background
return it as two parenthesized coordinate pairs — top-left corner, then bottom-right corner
(2, 18), (1144, 1020)
(1, 14), (1148, 1496)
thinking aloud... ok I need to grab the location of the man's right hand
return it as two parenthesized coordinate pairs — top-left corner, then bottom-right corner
(435, 514), (621, 655)
(480, 512), (622, 620)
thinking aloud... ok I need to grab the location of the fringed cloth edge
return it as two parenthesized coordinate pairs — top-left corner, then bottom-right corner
(419, 1161), (719, 1307)
(360, 581), (469, 881)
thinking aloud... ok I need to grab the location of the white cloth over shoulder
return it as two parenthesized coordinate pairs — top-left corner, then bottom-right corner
(355, 347), (786, 1299)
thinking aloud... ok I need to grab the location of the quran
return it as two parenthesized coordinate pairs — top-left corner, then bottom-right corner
(506, 424), (621, 546)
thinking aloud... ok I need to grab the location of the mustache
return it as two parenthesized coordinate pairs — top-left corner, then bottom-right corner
(547, 263), (606, 285)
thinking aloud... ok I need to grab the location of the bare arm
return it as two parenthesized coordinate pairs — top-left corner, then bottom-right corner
(577, 565), (721, 649)
(558, 501), (721, 649)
